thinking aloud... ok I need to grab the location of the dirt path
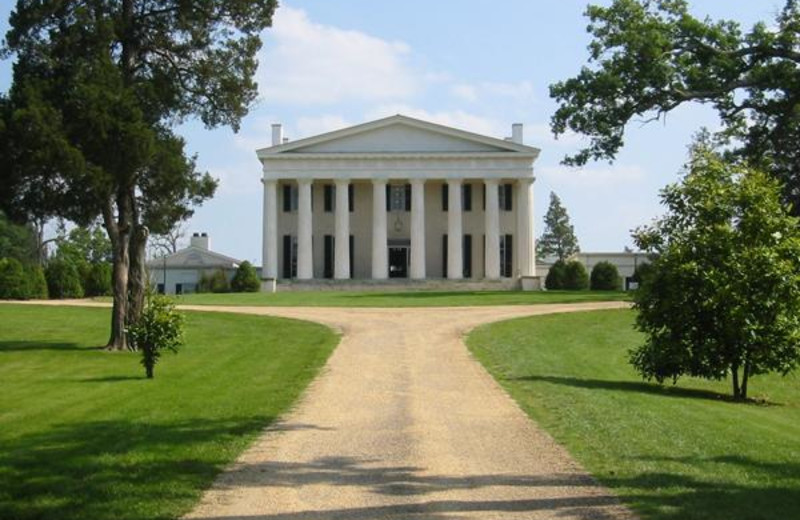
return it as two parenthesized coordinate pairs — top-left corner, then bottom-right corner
(17, 300), (637, 519)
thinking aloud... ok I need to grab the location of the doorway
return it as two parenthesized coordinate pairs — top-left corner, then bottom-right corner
(388, 246), (409, 278)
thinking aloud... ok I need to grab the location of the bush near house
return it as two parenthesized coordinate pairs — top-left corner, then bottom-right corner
(563, 260), (589, 290)
(545, 260), (567, 290)
(198, 269), (230, 293)
(0, 258), (28, 299)
(231, 261), (260, 292)
(45, 258), (84, 299)
(24, 264), (48, 299)
(590, 261), (622, 291)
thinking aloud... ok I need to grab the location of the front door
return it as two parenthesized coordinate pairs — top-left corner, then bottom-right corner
(388, 246), (409, 278)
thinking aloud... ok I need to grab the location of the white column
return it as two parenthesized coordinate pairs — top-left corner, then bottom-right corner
(447, 179), (463, 280)
(297, 179), (313, 280)
(261, 178), (278, 279)
(484, 179), (500, 279)
(371, 179), (388, 279)
(410, 179), (426, 279)
(334, 179), (350, 279)
(516, 177), (535, 277)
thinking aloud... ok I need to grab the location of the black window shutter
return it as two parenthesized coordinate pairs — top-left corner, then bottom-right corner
(323, 235), (333, 279)
(386, 184), (391, 211)
(505, 184), (513, 211)
(463, 184), (472, 212)
(324, 185), (333, 212)
(482, 184), (486, 210)
(405, 184), (412, 211)
(442, 184), (449, 211)
(349, 235), (354, 278)
(463, 234), (472, 278)
(442, 234), (448, 278)
(282, 235), (291, 278)
(348, 184), (354, 212)
(506, 234), (513, 276)
(283, 185), (292, 212)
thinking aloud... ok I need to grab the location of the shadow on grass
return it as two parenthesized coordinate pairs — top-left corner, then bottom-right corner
(0, 416), (274, 520)
(509, 374), (735, 403)
(0, 340), (90, 352)
(79, 375), (145, 383)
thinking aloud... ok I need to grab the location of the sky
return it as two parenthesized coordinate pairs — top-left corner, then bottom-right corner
(0, 1), (787, 264)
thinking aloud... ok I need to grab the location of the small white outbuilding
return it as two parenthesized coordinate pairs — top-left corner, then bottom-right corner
(147, 233), (242, 294)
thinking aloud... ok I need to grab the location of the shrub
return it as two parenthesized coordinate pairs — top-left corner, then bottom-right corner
(545, 260), (567, 290)
(45, 258), (84, 298)
(24, 264), (48, 299)
(563, 260), (589, 290)
(200, 269), (230, 293)
(632, 261), (654, 287)
(83, 262), (112, 296)
(127, 295), (185, 379)
(0, 258), (28, 299)
(590, 261), (622, 290)
(231, 261), (260, 292)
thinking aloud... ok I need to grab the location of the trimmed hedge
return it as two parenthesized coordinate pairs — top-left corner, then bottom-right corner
(563, 260), (589, 290)
(590, 261), (622, 291)
(45, 258), (84, 299)
(231, 261), (260, 292)
(545, 260), (567, 290)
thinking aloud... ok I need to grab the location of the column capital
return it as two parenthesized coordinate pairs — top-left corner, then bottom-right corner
(483, 178), (499, 187)
(261, 178), (278, 186)
(298, 178), (313, 186)
(410, 178), (426, 187)
(517, 177), (534, 187)
(371, 178), (388, 187)
(334, 178), (350, 187)
(446, 178), (463, 186)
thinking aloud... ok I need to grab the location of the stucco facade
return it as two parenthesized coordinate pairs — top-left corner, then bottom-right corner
(258, 115), (540, 285)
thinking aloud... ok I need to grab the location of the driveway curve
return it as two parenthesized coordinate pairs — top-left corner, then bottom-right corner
(177, 301), (636, 520)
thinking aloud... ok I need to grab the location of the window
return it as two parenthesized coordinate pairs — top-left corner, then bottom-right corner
(500, 234), (513, 277)
(463, 234), (472, 278)
(348, 184), (354, 212)
(462, 184), (472, 212)
(389, 184), (409, 211)
(156, 283), (165, 295)
(323, 185), (334, 212)
(282, 184), (298, 212)
(323, 235), (334, 279)
(442, 184), (448, 211)
(499, 183), (513, 211)
(349, 235), (355, 278)
(442, 234), (448, 278)
(282, 235), (298, 278)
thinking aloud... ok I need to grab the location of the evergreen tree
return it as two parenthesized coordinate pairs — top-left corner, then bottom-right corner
(537, 192), (580, 261)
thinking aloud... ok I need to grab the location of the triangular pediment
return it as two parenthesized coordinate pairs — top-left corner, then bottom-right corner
(146, 246), (241, 269)
(257, 115), (540, 157)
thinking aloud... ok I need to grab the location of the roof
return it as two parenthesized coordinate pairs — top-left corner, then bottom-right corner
(146, 245), (242, 270)
(256, 114), (541, 159)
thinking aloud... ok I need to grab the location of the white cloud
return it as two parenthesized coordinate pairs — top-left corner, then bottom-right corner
(257, 8), (418, 105)
(450, 81), (536, 104)
(365, 104), (507, 138)
(295, 115), (352, 138)
(451, 84), (478, 102)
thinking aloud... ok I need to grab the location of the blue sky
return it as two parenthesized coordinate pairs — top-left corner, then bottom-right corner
(0, 1), (786, 264)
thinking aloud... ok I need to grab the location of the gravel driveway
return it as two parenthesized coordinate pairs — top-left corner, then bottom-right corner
(174, 301), (637, 520)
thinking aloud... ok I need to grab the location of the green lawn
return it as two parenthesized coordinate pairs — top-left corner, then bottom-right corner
(467, 309), (800, 520)
(137, 289), (630, 307)
(0, 304), (338, 520)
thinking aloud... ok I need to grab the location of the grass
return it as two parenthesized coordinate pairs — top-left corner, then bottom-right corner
(467, 309), (800, 520)
(0, 304), (338, 520)
(123, 289), (631, 307)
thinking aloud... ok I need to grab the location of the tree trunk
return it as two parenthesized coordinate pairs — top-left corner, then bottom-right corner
(731, 362), (741, 400)
(741, 359), (750, 400)
(103, 194), (133, 351)
(127, 221), (149, 327)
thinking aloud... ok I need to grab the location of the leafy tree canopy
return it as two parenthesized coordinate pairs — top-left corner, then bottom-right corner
(551, 0), (800, 211)
(537, 192), (580, 261)
(632, 148), (800, 400)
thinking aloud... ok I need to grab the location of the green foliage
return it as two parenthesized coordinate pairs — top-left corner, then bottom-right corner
(545, 260), (568, 290)
(45, 258), (84, 299)
(631, 150), (800, 399)
(230, 261), (260, 293)
(550, 0), (800, 212)
(563, 260), (589, 290)
(198, 269), (230, 293)
(631, 261), (654, 287)
(56, 225), (111, 265)
(590, 261), (622, 291)
(24, 263), (48, 299)
(83, 262), (112, 297)
(0, 258), (27, 299)
(537, 192), (580, 261)
(127, 296), (185, 379)
(0, 212), (37, 263)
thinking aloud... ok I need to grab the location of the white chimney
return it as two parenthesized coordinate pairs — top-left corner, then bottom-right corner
(271, 123), (283, 146)
(511, 123), (523, 144)
(190, 232), (209, 250)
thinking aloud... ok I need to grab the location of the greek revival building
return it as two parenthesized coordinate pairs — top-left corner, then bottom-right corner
(257, 115), (540, 285)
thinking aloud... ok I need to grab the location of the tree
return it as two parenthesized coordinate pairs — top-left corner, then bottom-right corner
(1, 1), (276, 349)
(562, 260), (589, 290)
(45, 258), (84, 299)
(0, 257), (27, 299)
(55, 224), (112, 266)
(590, 261), (622, 291)
(537, 192), (580, 261)
(231, 261), (260, 293)
(545, 260), (567, 290)
(0, 211), (37, 264)
(551, 0), (800, 213)
(127, 295), (185, 379)
(631, 150), (800, 400)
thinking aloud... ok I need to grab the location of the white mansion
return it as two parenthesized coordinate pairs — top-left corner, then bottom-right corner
(257, 115), (540, 286)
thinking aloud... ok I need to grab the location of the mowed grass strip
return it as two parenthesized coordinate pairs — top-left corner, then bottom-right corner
(467, 309), (800, 520)
(144, 289), (630, 307)
(0, 304), (338, 520)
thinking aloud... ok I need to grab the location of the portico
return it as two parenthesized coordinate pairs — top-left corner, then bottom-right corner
(257, 115), (540, 286)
